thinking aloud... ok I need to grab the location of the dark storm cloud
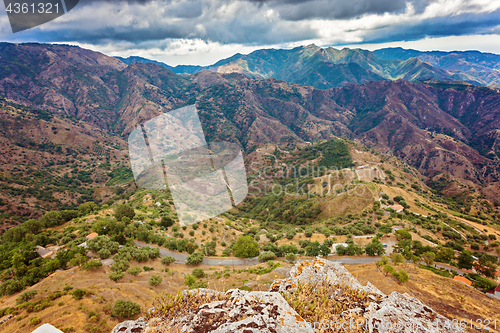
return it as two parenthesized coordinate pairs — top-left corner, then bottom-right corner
(2, 0), (499, 51)
(258, 0), (408, 21)
(361, 9), (500, 44)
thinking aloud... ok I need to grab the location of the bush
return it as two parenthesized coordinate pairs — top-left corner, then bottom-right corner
(72, 289), (87, 300)
(30, 317), (41, 326)
(82, 259), (102, 271)
(390, 253), (404, 265)
(161, 256), (176, 266)
(192, 268), (205, 279)
(16, 290), (37, 304)
(285, 253), (296, 263)
(392, 269), (409, 284)
(186, 252), (204, 266)
(0, 279), (25, 296)
(112, 300), (141, 319)
(258, 251), (277, 263)
(127, 267), (142, 276)
(149, 274), (162, 286)
(184, 274), (196, 287)
(109, 272), (125, 282)
(97, 248), (112, 259)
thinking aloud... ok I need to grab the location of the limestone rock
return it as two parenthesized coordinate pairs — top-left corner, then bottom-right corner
(111, 317), (148, 333)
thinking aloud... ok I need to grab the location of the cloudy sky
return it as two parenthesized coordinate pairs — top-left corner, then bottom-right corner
(0, 0), (499, 65)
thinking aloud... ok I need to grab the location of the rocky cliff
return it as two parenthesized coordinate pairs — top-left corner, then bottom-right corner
(112, 259), (464, 333)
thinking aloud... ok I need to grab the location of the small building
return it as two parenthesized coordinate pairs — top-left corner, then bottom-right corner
(388, 204), (404, 213)
(35, 245), (53, 259)
(495, 284), (500, 297)
(453, 275), (472, 287)
(86, 232), (99, 240)
(392, 225), (404, 233)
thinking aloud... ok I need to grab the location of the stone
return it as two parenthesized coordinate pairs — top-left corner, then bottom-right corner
(111, 317), (148, 333)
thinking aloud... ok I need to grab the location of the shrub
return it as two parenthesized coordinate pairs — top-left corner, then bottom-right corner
(192, 268), (205, 279)
(189, 230), (195, 236)
(127, 267), (142, 276)
(184, 274), (196, 287)
(285, 253), (297, 263)
(72, 289), (87, 300)
(30, 317), (41, 326)
(109, 272), (125, 282)
(392, 269), (409, 284)
(112, 300), (141, 319)
(149, 274), (162, 286)
(143, 266), (154, 271)
(0, 279), (24, 296)
(82, 259), (102, 271)
(161, 256), (176, 266)
(258, 251), (277, 263)
(97, 248), (112, 259)
(16, 290), (37, 304)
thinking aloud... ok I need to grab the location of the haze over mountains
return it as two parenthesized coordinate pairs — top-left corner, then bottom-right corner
(2, 42), (500, 222)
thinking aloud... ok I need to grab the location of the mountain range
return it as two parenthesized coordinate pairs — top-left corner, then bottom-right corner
(1, 42), (500, 222)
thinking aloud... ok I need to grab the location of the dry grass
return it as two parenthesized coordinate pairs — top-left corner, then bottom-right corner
(346, 262), (500, 333)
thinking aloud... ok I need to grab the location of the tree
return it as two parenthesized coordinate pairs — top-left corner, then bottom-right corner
(160, 216), (174, 228)
(395, 229), (412, 241)
(381, 255), (389, 265)
(383, 264), (395, 276)
(365, 239), (386, 256)
(474, 254), (498, 278)
(390, 253), (404, 265)
(186, 252), (204, 266)
(436, 247), (454, 263)
(320, 242), (331, 257)
(109, 272), (125, 282)
(161, 256), (176, 266)
(411, 255), (421, 265)
(149, 274), (162, 286)
(457, 251), (474, 270)
(23, 219), (42, 235)
(114, 205), (135, 222)
(422, 252), (436, 266)
(376, 260), (384, 271)
(233, 236), (260, 258)
(112, 300), (141, 319)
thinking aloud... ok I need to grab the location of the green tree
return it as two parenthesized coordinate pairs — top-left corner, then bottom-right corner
(422, 252), (436, 266)
(457, 251), (474, 270)
(109, 272), (124, 282)
(383, 264), (395, 277)
(233, 236), (260, 258)
(390, 253), (405, 265)
(161, 256), (176, 266)
(114, 205), (135, 222)
(365, 239), (386, 256)
(186, 252), (204, 266)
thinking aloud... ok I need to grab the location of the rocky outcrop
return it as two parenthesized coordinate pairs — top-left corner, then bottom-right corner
(112, 258), (464, 333)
